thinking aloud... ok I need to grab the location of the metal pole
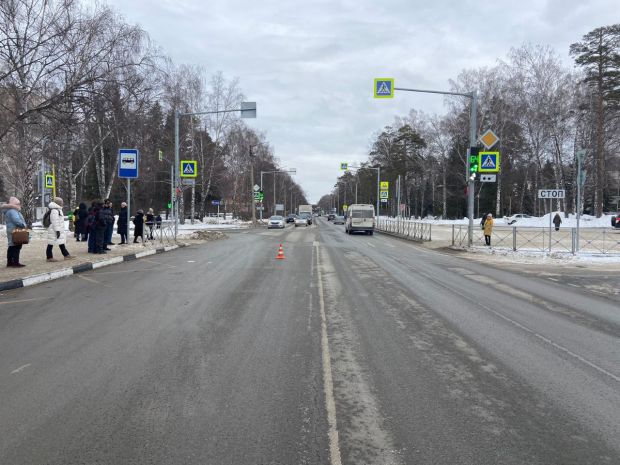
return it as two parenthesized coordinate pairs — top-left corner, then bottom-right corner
(174, 111), (180, 238)
(397, 174), (401, 217)
(41, 159), (45, 208)
(576, 155), (582, 252)
(170, 164), (174, 221)
(250, 148), (256, 226)
(127, 178), (131, 242)
(260, 171), (264, 222)
(273, 173), (276, 216)
(377, 167), (380, 218)
(549, 198), (552, 253)
(467, 91), (477, 247)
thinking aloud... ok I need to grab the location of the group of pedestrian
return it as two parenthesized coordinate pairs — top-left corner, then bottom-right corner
(480, 212), (563, 247)
(3, 195), (162, 267)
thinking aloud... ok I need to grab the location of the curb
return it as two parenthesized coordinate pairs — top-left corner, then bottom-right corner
(0, 244), (187, 292)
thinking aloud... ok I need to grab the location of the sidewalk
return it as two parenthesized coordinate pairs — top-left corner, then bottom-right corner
(0, 228), (218, 290)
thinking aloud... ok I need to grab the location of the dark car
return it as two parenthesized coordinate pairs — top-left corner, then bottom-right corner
(327, 214), (335, 221)
(612, 213), (620, 228)
(286, 214), (298, 223)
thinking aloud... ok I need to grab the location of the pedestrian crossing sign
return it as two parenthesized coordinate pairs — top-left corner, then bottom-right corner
(478, 152), (500, 173)
(180, 160), (197, 178)
(45, 174), (55, 189)
(374, 78), (394, 98)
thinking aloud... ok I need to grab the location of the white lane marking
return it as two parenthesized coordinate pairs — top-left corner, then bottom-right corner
(568, 283), (580, 287)
(188, 260), (196, 263)
(315, 242), (343, 465)
(384, 243), (396, 248)
(11, 364), (31, 374)
(366, 241), (376, 248)
(414, 266), (620, 385)
(0, 297), (46, 306)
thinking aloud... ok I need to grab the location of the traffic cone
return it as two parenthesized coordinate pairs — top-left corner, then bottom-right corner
(276, 244), (285, 260)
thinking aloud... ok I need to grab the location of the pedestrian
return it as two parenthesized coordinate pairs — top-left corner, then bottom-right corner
(45, 197), (74, 262)
(102, 199), (115, 247)
(87, 201), (99, 253)
(553, 213), (562, 231)
(2, 196), (27, 267)
(155, 213), (162, 229)
(76, 202), (89, 242)
(117, 201), (128, 244)
(94, 201), (108, 254)
(133, 209), (145, 244)
(145, 208), (155, 240)
(483, 213), (494, 246)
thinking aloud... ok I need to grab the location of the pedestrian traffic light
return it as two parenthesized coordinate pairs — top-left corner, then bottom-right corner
(469, 147), (479, 174)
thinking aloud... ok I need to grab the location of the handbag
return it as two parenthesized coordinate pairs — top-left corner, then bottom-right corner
(12, 228), (30, 245)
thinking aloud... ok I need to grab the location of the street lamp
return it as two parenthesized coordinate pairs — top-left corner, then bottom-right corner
(174, 101), (256, 237)
(259, 168), (296, 221)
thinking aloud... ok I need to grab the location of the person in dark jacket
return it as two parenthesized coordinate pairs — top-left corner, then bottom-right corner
(102, 199), (115, 247)
(87, 201), (98, 253)
(145, 208), (155, 240)
(117, 202), (128, 244)
(75, 202), (89, 241)
(133, 209), (145, 244)
(553, 213), (562, 231)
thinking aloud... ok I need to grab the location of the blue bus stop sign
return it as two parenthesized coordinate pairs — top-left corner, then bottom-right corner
(118, 149), (139, 178)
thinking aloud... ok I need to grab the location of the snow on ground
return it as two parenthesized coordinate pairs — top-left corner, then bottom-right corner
(461, 245), (620, 265)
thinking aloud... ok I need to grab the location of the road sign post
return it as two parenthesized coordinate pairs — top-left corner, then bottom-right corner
(376, 81), (477, 245)
(118, 148), (139, 242)
(538, 189), (565, 253)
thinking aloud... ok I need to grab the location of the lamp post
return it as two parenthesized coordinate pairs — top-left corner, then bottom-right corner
(174, 102), (256, 237)
(259, 168), (296, 221)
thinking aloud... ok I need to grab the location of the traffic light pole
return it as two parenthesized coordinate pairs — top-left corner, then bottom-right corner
(394, 86), (477, 246)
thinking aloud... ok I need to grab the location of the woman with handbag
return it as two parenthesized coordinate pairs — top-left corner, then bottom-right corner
(1, 196), (27, 267)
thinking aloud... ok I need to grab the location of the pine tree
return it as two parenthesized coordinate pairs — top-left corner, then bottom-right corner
(570, 25), (620, 216)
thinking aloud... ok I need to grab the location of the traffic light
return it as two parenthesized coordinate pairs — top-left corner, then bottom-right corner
(469, 147), (479, 173)
(469, 147), (479, 180)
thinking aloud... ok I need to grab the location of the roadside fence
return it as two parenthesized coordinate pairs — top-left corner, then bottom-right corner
(452, 225), (620, 255)
(376, 218), (432, 242)
(149, 221), (177, 247)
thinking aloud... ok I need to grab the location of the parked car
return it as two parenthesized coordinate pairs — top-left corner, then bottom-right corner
(504, 213), (533, 225)
(612, 213), (620, 229)
(286, 214), (298, 223)
(268, 215), (285, 229)
(327, 214), (335, 221)
(332, 215), (345, 225)
(294, 216), (309, 227)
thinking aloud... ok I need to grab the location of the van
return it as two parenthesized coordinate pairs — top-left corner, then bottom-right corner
(345, 204), (375, 235)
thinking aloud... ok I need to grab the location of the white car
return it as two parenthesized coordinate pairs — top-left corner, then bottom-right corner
(504, 213), (533, 225)
(294, 216), (309, 227)
(268, 215), (285, 229)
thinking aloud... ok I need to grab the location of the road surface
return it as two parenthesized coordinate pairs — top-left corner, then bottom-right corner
(1, 218), (618, 464)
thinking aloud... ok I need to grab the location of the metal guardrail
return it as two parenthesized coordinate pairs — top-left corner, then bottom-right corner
(150, 221), (177, 247)
(376, 218), (432, 241)
(451, 225), (620, 255)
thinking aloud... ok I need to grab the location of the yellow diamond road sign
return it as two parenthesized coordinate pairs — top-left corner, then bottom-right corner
(479, 129), (499, 150)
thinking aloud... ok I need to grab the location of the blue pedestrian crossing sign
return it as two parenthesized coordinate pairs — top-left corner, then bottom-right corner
(374, 78), (394, 98)
(180, 160), (197, 178)
(478, 151), (500, 173)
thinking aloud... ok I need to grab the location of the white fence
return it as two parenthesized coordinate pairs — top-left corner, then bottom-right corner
(452, 225), (620, 255)
(375, 218), (432, 242)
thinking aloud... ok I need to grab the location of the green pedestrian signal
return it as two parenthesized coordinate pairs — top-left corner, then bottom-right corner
(167, 202), (172, 209)
(469, 147), (480, 173)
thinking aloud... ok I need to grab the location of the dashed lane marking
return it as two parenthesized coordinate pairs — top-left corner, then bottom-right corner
(11, 364), (31, 374)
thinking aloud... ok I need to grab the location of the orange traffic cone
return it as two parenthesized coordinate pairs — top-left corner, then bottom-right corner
(276, 244), (285, 260)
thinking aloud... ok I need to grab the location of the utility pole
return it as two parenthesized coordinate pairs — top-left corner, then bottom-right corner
(250, 146), (256, 226)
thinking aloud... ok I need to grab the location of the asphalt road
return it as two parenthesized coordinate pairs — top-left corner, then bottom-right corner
(0, 219), (618, 464)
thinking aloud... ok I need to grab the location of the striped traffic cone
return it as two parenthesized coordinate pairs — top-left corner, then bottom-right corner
(276, 244), (285, 260)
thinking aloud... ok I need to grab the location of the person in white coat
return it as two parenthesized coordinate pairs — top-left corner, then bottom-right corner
(46, 197), (74, 262)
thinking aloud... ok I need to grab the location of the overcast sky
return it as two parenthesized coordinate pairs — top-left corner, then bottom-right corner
(104, 0), (617, 203)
